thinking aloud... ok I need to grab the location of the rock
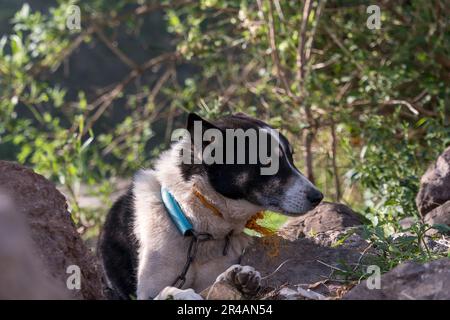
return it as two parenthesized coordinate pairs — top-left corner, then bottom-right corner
(306, 228), (369, 250)
(0, 161), (104, 299)
(241, 235), (370, 297)
(265, 286), (327, 300)
(201, 280), (244, 300)
(425, 236), (450, 254)
(277, 202), (367, 251)
(399, 216), (416, 229)
(0, 193), (68, 299)
(279, 202), (362, 241)
(416, 146), (450, 216)
(343, 258), (450, 300)
(424, 200), (450, 235)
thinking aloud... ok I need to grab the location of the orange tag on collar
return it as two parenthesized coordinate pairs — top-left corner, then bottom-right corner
(245, 211), (275, 237)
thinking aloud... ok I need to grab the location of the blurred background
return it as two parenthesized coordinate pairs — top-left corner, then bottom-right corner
(0, 0), (448, 248)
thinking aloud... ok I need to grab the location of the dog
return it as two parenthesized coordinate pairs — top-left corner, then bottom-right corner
(98, 112), (323, 299)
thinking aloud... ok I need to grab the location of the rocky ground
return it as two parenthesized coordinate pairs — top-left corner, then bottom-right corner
(0, 146), (449, 300)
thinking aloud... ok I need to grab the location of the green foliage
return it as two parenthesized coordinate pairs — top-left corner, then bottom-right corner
(329, 220), (449, 283)
(345, 108), (450, 223)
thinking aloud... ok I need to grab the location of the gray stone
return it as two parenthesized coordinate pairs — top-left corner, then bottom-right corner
(399, 216), (416, 229)
(241, 235), (368, 295)
(424, 200), (450, 235)
(343, 258), (450, 300)
(265, 286), (327, 300)
(201, 280), (244, 300)
(0, 193), (68, 299)
(425, 236), (450, 254)
(416, 146), (450, 216)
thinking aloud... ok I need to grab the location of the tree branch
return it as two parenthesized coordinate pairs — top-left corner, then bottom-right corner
(267, 0), (295, 100)
(83, 52), (179, 135)
(296, 0), (313, 92)
(93, 26), (138, 70)
(330, 120), (341, 201)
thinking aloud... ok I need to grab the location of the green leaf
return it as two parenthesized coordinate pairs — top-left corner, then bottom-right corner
(431, 224), (450, 234)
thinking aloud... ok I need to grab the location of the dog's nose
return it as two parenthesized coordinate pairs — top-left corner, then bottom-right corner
(307, 189), (323, 206)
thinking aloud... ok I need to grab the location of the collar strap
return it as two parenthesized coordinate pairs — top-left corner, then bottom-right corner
(160, 186), (231, 242)
(162, 185), (275, 238)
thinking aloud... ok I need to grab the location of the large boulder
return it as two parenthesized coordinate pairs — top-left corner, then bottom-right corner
(344, 258), (450, 300)
(278, 202), (367, 251)
(238, 203), (372, 299)
(0, 193), (68, 299)
(0, 161), (104, 299)
(241, 235), (369, 298)
(416, 146), (450, 216)
(279, 202), (362, 240)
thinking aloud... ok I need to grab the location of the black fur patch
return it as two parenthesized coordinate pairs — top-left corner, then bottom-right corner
(98, 188), (138, 299)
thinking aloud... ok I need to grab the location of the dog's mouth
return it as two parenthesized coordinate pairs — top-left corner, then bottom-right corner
(273, 200), (322, 217)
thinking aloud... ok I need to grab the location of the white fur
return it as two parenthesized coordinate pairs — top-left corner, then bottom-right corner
(282, 176), (316, 213)
(132, 139), (263, 299)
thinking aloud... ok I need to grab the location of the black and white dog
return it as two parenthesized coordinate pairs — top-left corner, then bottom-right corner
(98, 113), (323, 299)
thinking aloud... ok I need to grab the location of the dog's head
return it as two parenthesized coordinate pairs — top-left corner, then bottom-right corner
(178, 112), (323, 216)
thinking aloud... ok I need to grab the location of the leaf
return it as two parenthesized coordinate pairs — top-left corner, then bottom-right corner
(431, 224), (450, 234)
(10, 34), (23, 56)
(0, 36), (7, 55)
(415, 117), (428, 128)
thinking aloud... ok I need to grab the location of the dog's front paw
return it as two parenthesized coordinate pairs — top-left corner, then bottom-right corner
(155, 287), (203, 300)
(216, 265), (261, 296)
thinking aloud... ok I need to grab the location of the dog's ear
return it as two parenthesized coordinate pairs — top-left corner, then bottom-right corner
(186, 113), (218, 135)
(186, 113), (224, 164)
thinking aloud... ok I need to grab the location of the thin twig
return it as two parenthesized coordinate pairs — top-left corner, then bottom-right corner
(316, 260), (347, 273)
(296, 0), (313, 89)
(93, 26), (138, 69)
(266, 0), (295, 100)
(261, 258), (302, 280)
(324, 27), (364, 73)
(383, 100), (419, 115)
(30, 26), (95, 77)
(330, 120), (341, 201)
(305, 0), (327, 62)
(352, 242), (374, 272)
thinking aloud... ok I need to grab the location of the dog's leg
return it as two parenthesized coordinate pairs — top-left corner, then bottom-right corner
(153, 265), (261, 300)
(215, 264), (261, 296)
(136, 250), (189, 300)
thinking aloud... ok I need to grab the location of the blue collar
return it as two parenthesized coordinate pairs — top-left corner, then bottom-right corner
(160, 186), (194, 236)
